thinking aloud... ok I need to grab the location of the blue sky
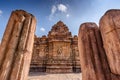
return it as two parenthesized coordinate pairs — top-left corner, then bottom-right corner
(0, 0), (120, 41)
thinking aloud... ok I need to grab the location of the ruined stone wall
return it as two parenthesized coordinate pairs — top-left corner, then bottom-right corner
(0, 10), (36, 80)
(1, 9), (120, 80)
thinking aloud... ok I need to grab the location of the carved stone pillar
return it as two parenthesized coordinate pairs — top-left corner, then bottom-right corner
(100, 9), (120, 75)
(0, 10), (36, 80)
(78, 23), (111, 80)
(78, 15), (120, 80)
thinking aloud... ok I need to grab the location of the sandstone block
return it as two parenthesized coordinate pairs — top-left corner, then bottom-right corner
(78, 23), (111, 80)
(0, 10), (36, 80)
(100, 9), (120, 75)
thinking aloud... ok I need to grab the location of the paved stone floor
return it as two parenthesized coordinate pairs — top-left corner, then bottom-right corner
(28, 72), (82, 80)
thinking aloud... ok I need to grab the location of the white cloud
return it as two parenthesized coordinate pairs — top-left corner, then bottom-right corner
(49, 5), (57, 21)
(0, 10), (3, 16)
(40, 27), (45, 32)
(51, 5), (57, 14)
(66, 14), (70, 18)
(49, 4), (70, 21)
(58, 4), (67, 13)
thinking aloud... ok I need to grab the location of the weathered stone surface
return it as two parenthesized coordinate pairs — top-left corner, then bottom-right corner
(78, 23), (111, 80)
(100, 9), (120, 75)
(0, 10), (36, 80)
(30, 21), (81, 73)
(78, 22), (120, 80)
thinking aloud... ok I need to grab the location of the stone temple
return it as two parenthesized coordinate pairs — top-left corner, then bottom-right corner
(30, 21), (81, 73)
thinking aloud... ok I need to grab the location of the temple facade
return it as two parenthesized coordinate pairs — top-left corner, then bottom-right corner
(30, 21), (81, 73)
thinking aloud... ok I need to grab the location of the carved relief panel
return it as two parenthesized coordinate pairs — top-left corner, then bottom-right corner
(51, 42), (71, 59)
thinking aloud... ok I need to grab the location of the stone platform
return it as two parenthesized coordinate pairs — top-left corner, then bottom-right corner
(28, 72), (82, 80)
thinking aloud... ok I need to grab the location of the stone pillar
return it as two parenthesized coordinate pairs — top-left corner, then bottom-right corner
(78, 23), (111, 80)
(0, 10), (36, 80)
(100, 9), (120, 75)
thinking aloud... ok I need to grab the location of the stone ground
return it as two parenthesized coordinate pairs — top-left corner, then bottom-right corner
(28, 72), (82, 80)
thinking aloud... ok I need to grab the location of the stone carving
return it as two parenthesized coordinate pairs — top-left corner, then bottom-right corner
(57, 47), (62, 55)
(0, 10), (36, 80)
(30, 21), (81, 73)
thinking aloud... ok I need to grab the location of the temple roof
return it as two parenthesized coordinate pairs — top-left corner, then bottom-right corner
(50, 21), (69, 32)
(35, 21), (78, 42)
(47, 21), (72, 39)
(56, 21), (65, 26)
